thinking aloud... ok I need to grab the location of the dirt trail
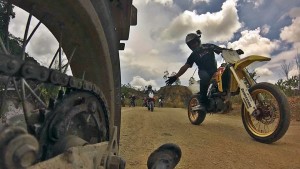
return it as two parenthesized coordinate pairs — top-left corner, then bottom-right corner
(119, 107), (300, 169)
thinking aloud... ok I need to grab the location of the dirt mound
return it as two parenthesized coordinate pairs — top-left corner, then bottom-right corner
(288, 96), (300, 121)
(157, 85), (192, 108)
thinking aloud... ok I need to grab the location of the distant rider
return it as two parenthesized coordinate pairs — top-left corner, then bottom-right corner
(129, 94), (136, 107)
(121, 93), (126, 107)
(145, 85), (155, 107)
(158, 95), (164, 107)
(166, 30), (243, 110)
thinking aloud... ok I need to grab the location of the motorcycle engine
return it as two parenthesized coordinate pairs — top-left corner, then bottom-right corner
(207, 97), (225, 112)
(207, 81), (225, 112)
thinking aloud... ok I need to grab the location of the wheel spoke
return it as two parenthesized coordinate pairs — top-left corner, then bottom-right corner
(23, 80), (47, 108)
(63, 45), (77, 74)
(21, 13), (32, 60)
(0, 36), (9, 54)
(25, 17), (44, 45)
(58, 25), (64, 72)
(49, 47), (59, 69)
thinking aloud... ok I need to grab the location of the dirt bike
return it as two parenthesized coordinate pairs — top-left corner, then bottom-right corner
(129, 99), (136, 107)
(147, 92), (155, 112)
(158, 99), (164, 108)
(121, 97), (126, 107)
(187, 50), (290, 144)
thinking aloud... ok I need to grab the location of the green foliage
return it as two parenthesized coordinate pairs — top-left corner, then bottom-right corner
(121, 83), (134, 97)
(275, 76), (299, 96)
(39, 84), (60, 103)
(7, 35), (26, 56)
(0, 1), (15, 44)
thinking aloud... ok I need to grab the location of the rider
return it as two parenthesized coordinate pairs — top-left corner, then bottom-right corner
(129, 94), (136, 107)
(145, 85), (155, 106)
(121, 93), (126, 107)
(158, 95), (164, 107)
(166, 30), (243, 110)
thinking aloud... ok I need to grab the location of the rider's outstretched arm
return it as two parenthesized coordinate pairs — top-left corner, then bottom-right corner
(165, 64), (190, 85)
(175, 64), (190, 78)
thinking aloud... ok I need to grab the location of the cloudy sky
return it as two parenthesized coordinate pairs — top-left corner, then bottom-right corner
(120, 0), (300, 89)
(8, 0), (300, 90)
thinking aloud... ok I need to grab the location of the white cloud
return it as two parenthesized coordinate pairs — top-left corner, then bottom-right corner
(288, 7), (300, 18)
(130, 76), (158, 89)
(120, 48), (135, 64)
(227, 28), (279, 57)
(8, 7), (65, 67)
(192, 0), (210, 4)
(150, 49), (159, 55)
(255, 67), (273, 76)
(289, 65), (299, 78)
(159, 0), (241, 43)
(146, 0), (173, 5)
(255, 49), (297, 83)
(280, 17), (300, 44)
(244, 0), (264, 8)
(261, 24), (270, 35)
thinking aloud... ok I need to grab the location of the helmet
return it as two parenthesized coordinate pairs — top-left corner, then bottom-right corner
(185, 33), (199, 43)
(148, 85), (152, 90)
(185, 32), (201, 50)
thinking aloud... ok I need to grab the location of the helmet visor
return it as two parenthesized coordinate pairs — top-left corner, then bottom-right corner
(187, 39), (200, 50)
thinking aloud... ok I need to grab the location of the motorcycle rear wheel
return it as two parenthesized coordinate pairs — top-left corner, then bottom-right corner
(187, 95), (206, 125)
(241, 82), (290, 143)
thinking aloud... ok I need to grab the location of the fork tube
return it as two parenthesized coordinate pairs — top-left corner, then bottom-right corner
(243, 68), (256, 86)
(229, 66), (257, 115)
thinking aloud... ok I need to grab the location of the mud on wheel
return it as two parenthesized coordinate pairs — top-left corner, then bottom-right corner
(0, 0), (136, 167)
(241, 82), (291, 143)
(188, 95), (206, 125)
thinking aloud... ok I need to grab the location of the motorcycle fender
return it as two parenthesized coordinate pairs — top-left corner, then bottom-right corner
(234, 55), (271, 70)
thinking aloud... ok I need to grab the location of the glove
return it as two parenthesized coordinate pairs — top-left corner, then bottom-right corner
(166, 76), (178, 86)
(236, 49), (244, 55)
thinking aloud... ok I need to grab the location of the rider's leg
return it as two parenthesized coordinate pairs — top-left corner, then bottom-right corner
(198, 70), (211, 109)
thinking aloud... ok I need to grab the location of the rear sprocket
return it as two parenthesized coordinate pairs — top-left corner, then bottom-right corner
(36, 90), (109, 160)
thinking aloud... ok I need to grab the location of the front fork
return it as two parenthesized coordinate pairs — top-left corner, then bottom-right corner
(229, 67), (259, 116)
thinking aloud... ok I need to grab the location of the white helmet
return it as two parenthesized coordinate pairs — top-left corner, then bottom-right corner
(185, 30), (202, 50)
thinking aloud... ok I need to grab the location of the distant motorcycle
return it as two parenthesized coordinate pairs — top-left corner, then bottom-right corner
(129, 95), (136, 107)
(147, 92), (155, 112)
(121, 97), (125, 107)
(187, 50), (290, 144)
(158, 98), (163, 108)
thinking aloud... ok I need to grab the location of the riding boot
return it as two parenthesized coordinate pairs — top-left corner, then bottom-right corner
(196, 94), (207, 111)
(196, 70), (211, 111)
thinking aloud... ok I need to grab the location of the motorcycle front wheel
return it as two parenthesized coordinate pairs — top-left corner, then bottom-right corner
(150, 101), (154, 112)
(187, 95), (206, 125)
(241, 82), (290, 143)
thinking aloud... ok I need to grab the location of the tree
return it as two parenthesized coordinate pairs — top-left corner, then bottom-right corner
(249, 70), (260, 81)
(171, 72), (181, 85)
(295, 52), (300, 90)
(163, 70), (169, 80)
(280, 60), (291, 80)
(0, 0), (15, 51)
(275, 76), (299, 96)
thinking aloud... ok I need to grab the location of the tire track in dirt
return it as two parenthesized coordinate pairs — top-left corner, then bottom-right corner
(119, 107), (300, 169)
